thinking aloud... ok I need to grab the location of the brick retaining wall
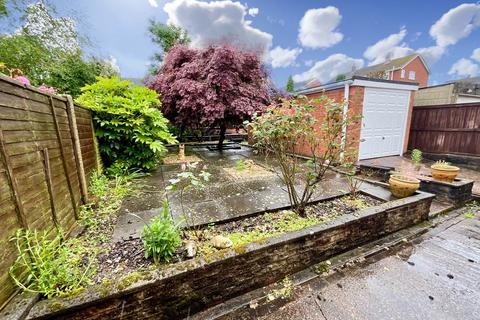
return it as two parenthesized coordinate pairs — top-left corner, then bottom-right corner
(25, 191), (434, 320)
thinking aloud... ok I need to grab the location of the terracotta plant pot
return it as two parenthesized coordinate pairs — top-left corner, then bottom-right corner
(431, 165), (460, 183)
(389, 174), (420, 198)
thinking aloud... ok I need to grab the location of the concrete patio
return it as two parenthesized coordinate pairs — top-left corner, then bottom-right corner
(359, 155), (480, 195)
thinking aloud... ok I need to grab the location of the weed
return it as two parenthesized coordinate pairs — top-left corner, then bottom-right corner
(411, 149), (422, 165)
(235, 159), (246, 171)
(89, 170), (109, 198)
(166, 162), (211, 238)
(267, 277), (294, 301)
(140, 200), (182, 264)
(9, 229), (96, 298)
(315, 260), (332, 274)
(464, 201), (478, 219)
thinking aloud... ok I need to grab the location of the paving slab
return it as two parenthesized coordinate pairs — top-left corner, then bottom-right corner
(113, 145), (353, 241)
(258, 207), (480, 320)
(360, 155), (479, 195)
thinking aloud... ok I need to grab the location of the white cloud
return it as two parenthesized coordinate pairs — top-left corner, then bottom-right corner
(417, 45), (445, 65)
(304, 60), (314, 67)
(448, 58), (479, 78)
(292, 53), (364, 84)
(298, 7), (343, 49)
(472, 48), (480, 62)
(248, 7), (259, 17)
(363, 28), (413, 65)
(430, 3), (480, 47)
(268, 46), (302, 68)
(164, 0), (272, 54)
(148, 0), (158, 8)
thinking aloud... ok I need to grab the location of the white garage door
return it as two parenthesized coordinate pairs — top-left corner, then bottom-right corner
(358, 87), (410, 160)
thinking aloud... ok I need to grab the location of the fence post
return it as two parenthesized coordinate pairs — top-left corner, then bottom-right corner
(0, 130), (28, 229)
(48, 96), (79, 219)
(65, 95), (89, 204)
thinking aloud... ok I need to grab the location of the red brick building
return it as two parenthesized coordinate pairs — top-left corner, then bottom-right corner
(298, 76), (419, 160)
(351, 53), (429, 88)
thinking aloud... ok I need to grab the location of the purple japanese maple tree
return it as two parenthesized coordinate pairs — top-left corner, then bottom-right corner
(148, 44), (271, 149)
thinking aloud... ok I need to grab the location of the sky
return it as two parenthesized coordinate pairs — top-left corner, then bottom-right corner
(46, 0), (480, 87)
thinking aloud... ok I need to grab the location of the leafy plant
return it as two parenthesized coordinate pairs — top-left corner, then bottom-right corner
(148, 44), (270, 149)
(464, 201), (478, 219)
(141, 200), (182, 264)
(432, 160), (452, 168)
(89, 170), (109, 198)
(411, 149), (422, 170)
(341, 160), (363, 198)
(77, 77), (177, 171)
(248, 95), (360, 216)
(235, 159), (246, 171)
(9, 229), (95, 298)
(166, 162), (211, 237)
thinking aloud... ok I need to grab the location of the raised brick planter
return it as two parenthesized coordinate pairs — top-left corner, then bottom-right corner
(24, 191), (434, 320)
(419, 176), (473, 206)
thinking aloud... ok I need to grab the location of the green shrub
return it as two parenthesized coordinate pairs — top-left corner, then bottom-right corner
(9, 230), (95, 298)
(77, 77), (177, 171)
(141, 200), (182, 263)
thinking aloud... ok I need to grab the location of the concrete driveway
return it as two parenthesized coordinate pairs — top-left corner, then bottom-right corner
(260, 206), (480, 320)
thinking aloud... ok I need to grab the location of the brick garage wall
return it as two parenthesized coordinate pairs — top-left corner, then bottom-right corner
(296, 86), (364, 160)
(27, 192), (434, 320)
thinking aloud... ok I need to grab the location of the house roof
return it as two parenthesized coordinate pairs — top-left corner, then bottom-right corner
(446, 77), (480, 84)
(349, 53), (430, 78)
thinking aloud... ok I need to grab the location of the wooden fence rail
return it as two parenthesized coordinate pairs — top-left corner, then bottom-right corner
(0, 75), (98, 307)
(408, 102), (480, 156)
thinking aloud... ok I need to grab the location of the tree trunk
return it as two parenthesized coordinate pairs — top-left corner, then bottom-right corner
(217, 123), (226, 150)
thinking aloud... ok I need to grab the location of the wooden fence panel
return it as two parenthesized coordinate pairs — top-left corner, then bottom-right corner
(408, 102), (480, 156)
(0, 75), (98, 307)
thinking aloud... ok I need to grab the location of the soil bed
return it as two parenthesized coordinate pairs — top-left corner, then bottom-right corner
(93, 194), (381, 282)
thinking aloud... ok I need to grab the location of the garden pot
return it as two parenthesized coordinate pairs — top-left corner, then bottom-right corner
(389, 174), (420, 198)
(431, 165), (459, 183)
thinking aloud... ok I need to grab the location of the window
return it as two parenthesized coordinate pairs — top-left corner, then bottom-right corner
(400, 69), (405, 78)
(408, 71), (416, 80)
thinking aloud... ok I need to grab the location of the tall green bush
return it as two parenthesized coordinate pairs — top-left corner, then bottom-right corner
(77, 77), (177, 172)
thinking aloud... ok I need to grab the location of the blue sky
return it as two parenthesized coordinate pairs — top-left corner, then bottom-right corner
(48, 0), (480, 87)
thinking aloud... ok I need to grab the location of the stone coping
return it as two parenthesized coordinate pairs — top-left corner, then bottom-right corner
(23, 190), (434, 320)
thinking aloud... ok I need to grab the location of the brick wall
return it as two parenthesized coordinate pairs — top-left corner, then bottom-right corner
(26, 192), (434, 320)
(296, 86), (363, 161)
(392, 56), (429, 87)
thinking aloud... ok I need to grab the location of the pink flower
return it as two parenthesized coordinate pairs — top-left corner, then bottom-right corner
(14, 76), (30, 86)
(38, 85), (56, 94)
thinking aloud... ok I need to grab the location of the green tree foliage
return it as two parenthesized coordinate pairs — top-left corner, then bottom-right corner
(335, 74), (346, 81)
(0, 0), (7, 16)
(148, 19), (190, 74)
(46, 51), (118, 97)
(77, 77), (177, 171)
(0, 34), (53, 83)
(286, 75), (294, 93)
(0, 1), (118, 96)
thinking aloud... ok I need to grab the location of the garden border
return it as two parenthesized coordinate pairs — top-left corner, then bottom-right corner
(21, 189), (434, 320)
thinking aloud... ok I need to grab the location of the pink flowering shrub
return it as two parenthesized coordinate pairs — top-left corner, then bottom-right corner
(14, 75), (31, 86)
(148, 44), (271, 148)
(38, 84), (56, 94)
